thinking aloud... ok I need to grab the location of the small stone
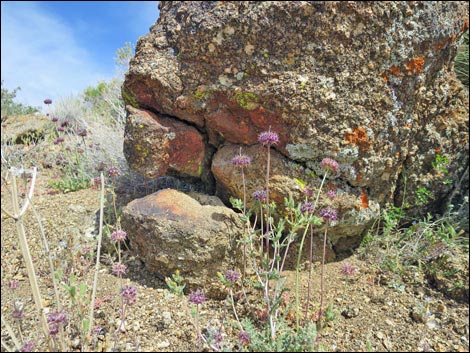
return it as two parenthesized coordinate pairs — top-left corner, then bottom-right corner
(71, 338), (80, 348)
(426, 319), (438, 330)
(157, 341), (170, 349)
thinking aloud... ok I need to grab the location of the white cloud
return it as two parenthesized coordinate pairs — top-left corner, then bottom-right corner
(1, 2), (113, 112)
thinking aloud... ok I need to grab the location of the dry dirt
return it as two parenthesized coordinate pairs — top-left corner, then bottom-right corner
(1, 161), (469, 352)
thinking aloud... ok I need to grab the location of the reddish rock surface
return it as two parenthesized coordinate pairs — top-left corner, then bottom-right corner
(121, 189), (244, 298)
(124, 106), (208, 179)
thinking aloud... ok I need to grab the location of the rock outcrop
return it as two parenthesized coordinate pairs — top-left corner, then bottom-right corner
(121, 189), (244, 298)
(123, 1), (469, 251)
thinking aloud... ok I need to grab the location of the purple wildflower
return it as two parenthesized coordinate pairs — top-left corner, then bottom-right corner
(57, 126), (65, 132)
(112, 262), (127, 276)
(303, 188), (313, 196)
(189, 289), (206, 305)
(53, 137), (65, 145)
(47, 310), (68, 336)
(55, 154), (68, 166)
(232, 154), (251, 167)
(321, 158), (339, 173)
(49, 323), (59, 336)
(107, 166), (121, 178)
(92, 176), (102, 188)
(60, 120), (69, 128)
(9, 280), (19, 290)
(225, 270), (240, 282)
(341, 263), (356, 276)
(44, 99), (52, 105)
(238, 330), (250, 345)
(301, 202), (315, 214)
(12, 300), (24, 320)
(19, 341), (35, 352)
(121, 285), (137, 306)
(110, 229), (127, 242)
(76, 128), (87, 137)
(319, 208), (338, 222)
(253, 189), (267, 202)
(51, 117), (59, 122)
(258, 130), (280, 147)
(47, 310), (68, 324)
(327, 189), (336, 198)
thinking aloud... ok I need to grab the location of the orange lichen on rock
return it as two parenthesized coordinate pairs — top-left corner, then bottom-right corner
(381, 72), (388, 82)
(344, 127), (371, 151)
(406, 57), (425, 74)
(360, 188), (369, 209)
(434, 39), (448, 51)
(389, 65), (402, 77)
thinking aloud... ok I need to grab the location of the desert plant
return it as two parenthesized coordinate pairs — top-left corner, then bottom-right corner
(454, 30), (469, 87)
(1, 81), (40, 118)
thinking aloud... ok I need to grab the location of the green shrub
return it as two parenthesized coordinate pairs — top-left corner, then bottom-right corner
(1, 81), (40, 118)
(455, 30), (469, 87)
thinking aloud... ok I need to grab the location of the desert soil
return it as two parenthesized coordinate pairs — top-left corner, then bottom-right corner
(1, 161), (469, 353)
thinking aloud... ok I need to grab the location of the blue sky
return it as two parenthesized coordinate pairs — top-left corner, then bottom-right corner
(1, 1), (159, 111)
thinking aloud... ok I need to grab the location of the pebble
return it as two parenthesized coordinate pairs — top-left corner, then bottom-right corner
(157, 341), (170, 349)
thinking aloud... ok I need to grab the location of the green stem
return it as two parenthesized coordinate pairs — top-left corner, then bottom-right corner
(295, 172), (328, 330)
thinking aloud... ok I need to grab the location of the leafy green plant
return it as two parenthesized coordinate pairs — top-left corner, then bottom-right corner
(432, 154), (450, 174)
(165, 270), (186, 296)
(48, 176), (91, 193)
(1, 80), (40, 118)
(454, 30), (469, 87)
(416, 186), (432, 205)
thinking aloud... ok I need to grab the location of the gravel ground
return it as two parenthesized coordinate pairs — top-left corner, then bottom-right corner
(1, 168), (468, 352)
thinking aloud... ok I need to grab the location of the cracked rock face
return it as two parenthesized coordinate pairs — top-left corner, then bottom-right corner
(123, 1), (469, 250)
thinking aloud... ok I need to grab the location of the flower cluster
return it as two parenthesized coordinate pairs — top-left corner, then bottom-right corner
(327, 189), (336, 198)
(258, 130), (280, 147)
(9, 280), (19, 290)
(232, 154), (251, 167)
(44, 98), (52, 105)
(12, 300), (24, 320)
(110, 229), (127, 242)
(77, 128), (87, 137)
(341, 262), (356, 276)
(53, 137), (65, 145)
(253, 189), (267, 201)
(321, 158), (339, 173)
(300, 202), (315, 214)
(319, 208), (338, 222)
(225, 270), (240, 283)
(188, 289), (206, 305)
(107, 166), (121, 178)
(238, 330), (250, 345)
(47, 310), (68, 336)
(112, 262), (127, 276)
(19, 342), (35, 352)
(121, 285), (137, 306)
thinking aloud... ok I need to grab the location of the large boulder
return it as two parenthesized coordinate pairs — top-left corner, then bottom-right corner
(123, 1), (469, 250)
(121, 189), (244, 298)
